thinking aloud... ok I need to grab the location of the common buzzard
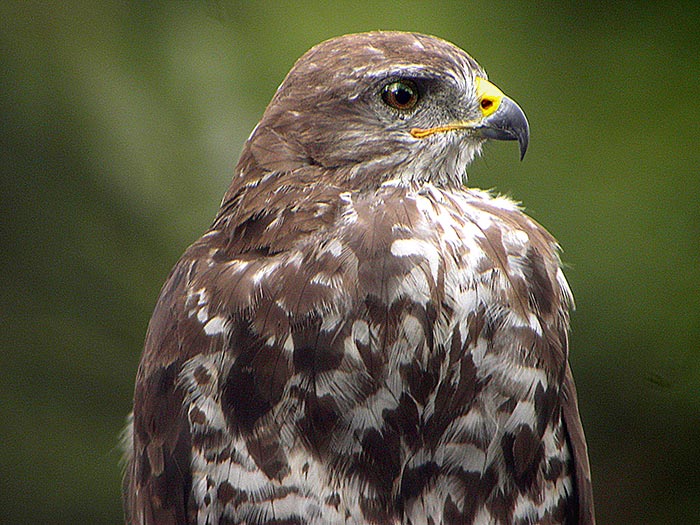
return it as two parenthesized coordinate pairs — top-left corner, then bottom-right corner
(123, 31), (594, 525)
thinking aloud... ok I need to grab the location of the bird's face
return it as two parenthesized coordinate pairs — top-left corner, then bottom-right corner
(251, 32), (529, 188)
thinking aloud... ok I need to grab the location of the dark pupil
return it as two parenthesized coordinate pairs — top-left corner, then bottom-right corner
(383, 81), (417, 109)
(393, 85), (413, 106)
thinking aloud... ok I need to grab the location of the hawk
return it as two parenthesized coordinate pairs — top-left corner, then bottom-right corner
(123, 31), (594, 525)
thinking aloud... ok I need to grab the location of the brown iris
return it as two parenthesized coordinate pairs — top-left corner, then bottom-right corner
(381, 80), (419, 110)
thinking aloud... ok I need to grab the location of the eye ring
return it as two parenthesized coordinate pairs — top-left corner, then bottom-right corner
(381, 80), (419, 110)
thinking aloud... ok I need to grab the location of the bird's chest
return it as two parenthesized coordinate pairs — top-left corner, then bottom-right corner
(181, 187), (568, 523)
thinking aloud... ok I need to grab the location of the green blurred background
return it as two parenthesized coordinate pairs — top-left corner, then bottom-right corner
(2, 2), (698, 523)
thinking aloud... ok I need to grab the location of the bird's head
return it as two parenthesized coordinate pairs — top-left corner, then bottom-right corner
(245, 31), (529, 188)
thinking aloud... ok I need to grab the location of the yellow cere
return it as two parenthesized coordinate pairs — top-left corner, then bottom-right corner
(474, 77), (504, 118)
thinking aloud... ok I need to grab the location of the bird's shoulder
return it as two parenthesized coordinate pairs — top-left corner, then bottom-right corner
(139, 179), (570, 372)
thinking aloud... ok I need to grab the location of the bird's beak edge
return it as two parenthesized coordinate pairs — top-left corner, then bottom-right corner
(474, 77), (530, 160)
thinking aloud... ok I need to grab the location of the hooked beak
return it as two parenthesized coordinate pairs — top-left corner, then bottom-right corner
(476, 96), (530, 160)
(474, 77), (529, 160)
(476, 94), (530, 160)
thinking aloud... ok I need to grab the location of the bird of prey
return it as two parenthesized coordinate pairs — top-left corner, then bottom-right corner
(123, 31), (594, 525)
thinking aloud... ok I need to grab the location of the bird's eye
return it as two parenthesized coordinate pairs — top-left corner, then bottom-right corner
(381, 80), (419, 110)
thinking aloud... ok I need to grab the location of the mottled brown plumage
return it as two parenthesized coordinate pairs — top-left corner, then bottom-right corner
(123, 31), (594, 524)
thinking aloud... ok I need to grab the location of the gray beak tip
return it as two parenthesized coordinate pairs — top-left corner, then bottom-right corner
(518, 128), (529, 161)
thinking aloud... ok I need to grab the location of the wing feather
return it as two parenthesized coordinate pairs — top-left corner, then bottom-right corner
(562, 362), (596, 524)
(123, 257), (202, 525)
